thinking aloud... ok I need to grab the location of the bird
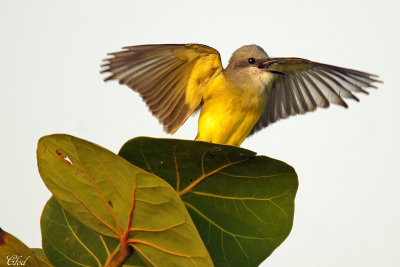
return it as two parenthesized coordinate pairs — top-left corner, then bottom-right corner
(101, 44), (381, 147)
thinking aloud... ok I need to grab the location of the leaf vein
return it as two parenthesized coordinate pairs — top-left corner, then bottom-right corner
(184, 202), (272, 240)
(268, 199), (289, 222)
(45, 237), (92, 267)
(189, 190), (289, 201)
(241, 200), (265, 224)
(131, 244), (156, 266)
(178, 159), (249, 197)
(93, 148), (130, 208)
(130, 221), (185, 233)
(173, 145), (180, 191)
(129, 240), (203, 258)
(219, 171), (292, 179)
(99, 236), (111, 258)
(140, 141), (155, 174)
(234, 236), (250, 261)
(61, 208), (102, 267)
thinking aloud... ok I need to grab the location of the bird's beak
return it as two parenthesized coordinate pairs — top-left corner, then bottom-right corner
(258, 58), (287, 75)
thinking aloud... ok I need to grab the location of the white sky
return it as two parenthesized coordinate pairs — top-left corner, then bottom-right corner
(1, 0), (399, 266)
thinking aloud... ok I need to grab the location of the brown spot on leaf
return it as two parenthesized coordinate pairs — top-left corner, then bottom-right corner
(108, 201), (113, 208)
(0, 228), (6, 245)
(208, 147), (222, 157)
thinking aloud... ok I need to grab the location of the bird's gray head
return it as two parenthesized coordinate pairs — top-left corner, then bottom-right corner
(226, 45), (269, 70)
(225, 45), (280, 90)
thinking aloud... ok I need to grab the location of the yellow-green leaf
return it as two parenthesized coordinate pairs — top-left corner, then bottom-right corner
(37, 134), (213, 266)
(0, 228), (53, 267)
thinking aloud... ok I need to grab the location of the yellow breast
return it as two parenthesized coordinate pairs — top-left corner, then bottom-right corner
(195, 73), (268, 146)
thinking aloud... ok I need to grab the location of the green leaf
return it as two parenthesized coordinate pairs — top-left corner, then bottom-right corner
(119, 137), (298, 267)
(0, 228), (53, 267)
(41, 196), (146, 267)
(37, 134), (213, 266)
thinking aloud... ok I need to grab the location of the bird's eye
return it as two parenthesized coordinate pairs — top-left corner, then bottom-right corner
(248, 58), (256, 64)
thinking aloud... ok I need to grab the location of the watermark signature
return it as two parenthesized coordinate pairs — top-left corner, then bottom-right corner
(5, 255), (31, 266)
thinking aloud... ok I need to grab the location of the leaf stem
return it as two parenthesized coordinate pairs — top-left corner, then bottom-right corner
(107, 244), (133, 267)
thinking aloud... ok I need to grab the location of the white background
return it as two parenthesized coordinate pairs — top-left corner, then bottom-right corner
(1, 1), (399, 266)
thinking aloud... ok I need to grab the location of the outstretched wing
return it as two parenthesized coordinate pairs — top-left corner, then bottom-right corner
(250, 58), (381, 135)
(102, 44), (223, 133)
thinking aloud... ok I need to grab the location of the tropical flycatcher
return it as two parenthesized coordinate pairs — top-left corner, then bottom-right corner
(102, 44), (380, 147)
